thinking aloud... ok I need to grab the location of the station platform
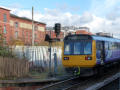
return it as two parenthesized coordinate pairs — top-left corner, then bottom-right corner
(0, 75), (72, 87)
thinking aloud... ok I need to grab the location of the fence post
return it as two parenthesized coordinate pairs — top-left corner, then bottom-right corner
(54, 53), (57, 76)
(48, 42), (52, 77)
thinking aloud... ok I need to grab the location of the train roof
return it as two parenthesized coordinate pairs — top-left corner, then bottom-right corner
(92, 35), (120, 42)
(64, 34), (120, 42)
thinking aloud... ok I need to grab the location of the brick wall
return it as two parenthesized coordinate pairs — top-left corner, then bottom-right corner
(0, 7), (10, 45)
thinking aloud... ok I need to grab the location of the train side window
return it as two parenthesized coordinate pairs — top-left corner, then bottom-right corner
(117, 42), (119, 50)
(108, 42), (109, 50)
(96, 41), (102, 50)
(112, 42), (115, 50)
(116, 43), (118, 49)
(114, 42), (117, 50)
(105, 42), (109, 50)
(109, 42), (112, 50)
(119, 43), (120, 49)
(113, 42), (116, 50)
(118, 43), (120, 50)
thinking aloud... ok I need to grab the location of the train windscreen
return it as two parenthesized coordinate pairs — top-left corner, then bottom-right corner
(64, 40), (92, 55)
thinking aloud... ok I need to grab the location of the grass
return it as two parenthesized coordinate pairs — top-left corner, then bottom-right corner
(29, 70), (49, 79)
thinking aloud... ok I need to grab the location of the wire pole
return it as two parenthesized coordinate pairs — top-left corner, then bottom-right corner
(49, 29), (52, 76)
(32, 6), (34, 46)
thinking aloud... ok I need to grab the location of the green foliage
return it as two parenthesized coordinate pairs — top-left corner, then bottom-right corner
(0, 25), (5, 46)
(0, 46), (14, 57)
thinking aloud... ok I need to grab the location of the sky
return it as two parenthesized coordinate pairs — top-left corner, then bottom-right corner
(1, 0), (120, 37)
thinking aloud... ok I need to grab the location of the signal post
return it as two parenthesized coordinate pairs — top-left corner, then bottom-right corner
(45, 23), (61, 77)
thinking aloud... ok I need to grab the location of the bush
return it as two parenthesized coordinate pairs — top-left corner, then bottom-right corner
(0, 46), (13, 57)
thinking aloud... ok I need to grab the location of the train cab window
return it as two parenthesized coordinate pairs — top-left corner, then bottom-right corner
(64, 42), (73, 55)
(84, 42), (92, 54)
(64, 40), (92, 55)
(74, 42), (81, 54)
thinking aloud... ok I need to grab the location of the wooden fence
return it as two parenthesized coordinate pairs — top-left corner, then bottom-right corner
(0, 57), (29, 78)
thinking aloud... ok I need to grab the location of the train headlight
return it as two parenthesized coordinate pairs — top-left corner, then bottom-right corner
(85, 56), (92, 60)
(64, 57), (69, 60)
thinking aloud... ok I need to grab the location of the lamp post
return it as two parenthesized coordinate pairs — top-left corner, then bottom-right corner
(49, 29), (52, 76)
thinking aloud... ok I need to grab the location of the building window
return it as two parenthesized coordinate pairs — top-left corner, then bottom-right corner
(15, 22), (18, 28)
(15, 31), (18, 39)
(34, 26), (38, 31)
(3, 14), (7, 22)
(3, 26), (7, 34)
(30, 33), (32, 39)
(26, 32), (29, 40)
(42, 32), (43, 38)
(22, 30), (24, 36)
(35, 34), (37, 39)
(22, 30), (25, 39)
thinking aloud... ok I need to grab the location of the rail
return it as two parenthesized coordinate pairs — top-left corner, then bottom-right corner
(38, 63), (120, 90)
(38, 76), (82, 90)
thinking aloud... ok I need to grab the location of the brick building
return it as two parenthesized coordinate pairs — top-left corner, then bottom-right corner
(0, 7), (46, 45)
(76, 30), (93, 35)
(45, 26), (93, 41)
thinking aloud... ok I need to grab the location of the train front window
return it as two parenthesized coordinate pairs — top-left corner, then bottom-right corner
(74, 42), (82, 54)
(84, 42), (92, 54)
(64, 42), (73, 55)
(64, 41), (92, 55)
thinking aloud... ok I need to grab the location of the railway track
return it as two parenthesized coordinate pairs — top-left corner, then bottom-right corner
(38, 63), (120, 90)
(38, 76), (95, 90)
(38, 76), (79, 90)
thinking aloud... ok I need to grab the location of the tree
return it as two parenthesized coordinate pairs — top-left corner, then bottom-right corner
(0, 26), (5, 46)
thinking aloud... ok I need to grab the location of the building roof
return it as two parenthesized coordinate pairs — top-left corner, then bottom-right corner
(76, 30), (93, 35)
(10, 14), (46, 25)
(0, 7), (10, 11)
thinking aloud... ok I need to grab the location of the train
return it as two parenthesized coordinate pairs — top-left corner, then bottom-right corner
(62, 34), (120, 76)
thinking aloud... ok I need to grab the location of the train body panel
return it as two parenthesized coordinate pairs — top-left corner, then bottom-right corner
(105, 50), (120, 63)
(96, 49), (120, 64)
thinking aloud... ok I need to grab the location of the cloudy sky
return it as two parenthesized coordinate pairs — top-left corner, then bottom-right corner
(1, 0), (120, 37)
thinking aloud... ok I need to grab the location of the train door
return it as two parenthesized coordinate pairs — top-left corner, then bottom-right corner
(96, 41), (105, 64)
(100, 41), (105, 64)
